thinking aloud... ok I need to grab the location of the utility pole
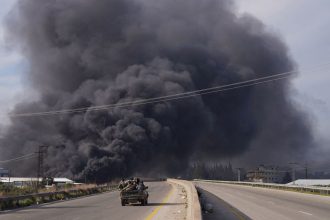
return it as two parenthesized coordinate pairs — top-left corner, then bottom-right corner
(304, 162), (308, 179)
(289, 162), (297, 184)
(236, 168), (243, 182)
(36, 146), (48, 191)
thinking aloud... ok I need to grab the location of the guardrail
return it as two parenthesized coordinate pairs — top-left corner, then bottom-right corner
(0, 184), (117, 211)
(194, 179), (330, 196)
(168, 179), (202, 220)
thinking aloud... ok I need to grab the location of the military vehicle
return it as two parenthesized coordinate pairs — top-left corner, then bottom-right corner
(120, 188), (149, 206)
(119, 177), (149, 206)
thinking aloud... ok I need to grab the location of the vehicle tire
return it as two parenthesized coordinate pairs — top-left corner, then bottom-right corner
(121, 200), (125, 206)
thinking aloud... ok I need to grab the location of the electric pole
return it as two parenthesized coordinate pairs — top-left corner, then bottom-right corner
(304, 162), (308, 179)
(36, 146), (48, 190)
(236, 168), (243, 182)
(289, 162), (297, 184)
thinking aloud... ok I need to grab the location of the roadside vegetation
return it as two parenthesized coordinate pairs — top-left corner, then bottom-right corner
(0, 184), (35, 197)
(0, 182), (117, 211)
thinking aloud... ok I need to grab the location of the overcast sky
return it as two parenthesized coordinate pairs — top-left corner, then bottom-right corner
(0, 0), (329, 138)
(0, 0), (38, 127)
(235, 0), (330, 139)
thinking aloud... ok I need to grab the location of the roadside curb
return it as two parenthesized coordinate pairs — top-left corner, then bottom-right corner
(167, 179), (202, 220)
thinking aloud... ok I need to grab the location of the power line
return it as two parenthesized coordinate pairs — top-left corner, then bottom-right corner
(0, 153), (36, 164)
(8, 71), (294, 117)
(7, 61), (330, 118)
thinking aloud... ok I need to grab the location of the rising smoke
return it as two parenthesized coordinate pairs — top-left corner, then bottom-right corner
(1, 0), (313, 181)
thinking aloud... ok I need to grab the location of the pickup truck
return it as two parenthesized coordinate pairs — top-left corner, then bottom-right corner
(120, 188), (149, 206)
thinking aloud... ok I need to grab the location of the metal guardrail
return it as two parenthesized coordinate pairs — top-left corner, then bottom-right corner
(0, 184), (117, 211)
(194, 179), (330, 196)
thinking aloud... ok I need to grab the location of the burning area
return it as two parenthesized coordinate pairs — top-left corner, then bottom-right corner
(0, 0), (313, 182)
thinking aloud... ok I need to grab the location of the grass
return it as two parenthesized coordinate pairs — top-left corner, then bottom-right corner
(0, 184), (35, 197)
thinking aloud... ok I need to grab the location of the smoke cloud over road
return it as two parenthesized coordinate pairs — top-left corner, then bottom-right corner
(1, 0), (313, 181)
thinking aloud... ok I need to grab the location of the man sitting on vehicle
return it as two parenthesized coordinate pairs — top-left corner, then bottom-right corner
(137, 180), (146, 191)
(118, 178), (126, 190)
(122, 179), (136, 191)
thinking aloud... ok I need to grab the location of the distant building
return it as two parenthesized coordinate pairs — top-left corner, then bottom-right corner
(0, 177), (40, 187)
(53, 178), (74, 185)
(0, 177), (74, 187)
(287, 179), (330, 186)
(0, 168), (9, 177)
(246, 165), (281, 183)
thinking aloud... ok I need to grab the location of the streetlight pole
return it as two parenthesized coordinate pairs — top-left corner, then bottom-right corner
(304, 162), (308, 179)
(236, 168), (243, 182)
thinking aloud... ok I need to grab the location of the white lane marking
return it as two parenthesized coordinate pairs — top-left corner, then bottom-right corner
(298, 211), (313, 216)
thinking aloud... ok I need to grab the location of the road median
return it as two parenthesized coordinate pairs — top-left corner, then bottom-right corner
(167, 179), (202, 220)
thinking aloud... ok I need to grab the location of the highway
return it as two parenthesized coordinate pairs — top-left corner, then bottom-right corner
(196, 181), (330, 220)
(0, 181), (186, 220)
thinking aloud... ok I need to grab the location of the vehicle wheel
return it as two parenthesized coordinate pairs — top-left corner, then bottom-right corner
(121, 200), (126, 206)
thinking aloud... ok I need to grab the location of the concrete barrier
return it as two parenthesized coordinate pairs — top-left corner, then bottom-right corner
(195, 179), (330, 196)
(168, 179), (202, 220)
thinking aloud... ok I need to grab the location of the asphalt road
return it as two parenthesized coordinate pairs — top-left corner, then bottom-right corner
(198, 187), (251, 220)
(0, 182), (174, 220)
(195, 181), (330, 220)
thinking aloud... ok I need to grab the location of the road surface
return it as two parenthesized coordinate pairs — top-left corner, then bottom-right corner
(1, 181), (184, 220)
(198, 187), (251, 220)
(195, 181), (330, 220)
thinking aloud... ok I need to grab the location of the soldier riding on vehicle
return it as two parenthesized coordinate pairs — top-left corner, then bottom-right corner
(118, 177), (149, 206)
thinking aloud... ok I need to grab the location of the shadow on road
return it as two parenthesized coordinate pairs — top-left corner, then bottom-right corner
(197, 187), (251, 220)
(129, 202), (184, 207)
(146, 202), (185, 206)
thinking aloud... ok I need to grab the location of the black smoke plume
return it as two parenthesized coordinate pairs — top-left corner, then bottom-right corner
(1, 0), (313, 181)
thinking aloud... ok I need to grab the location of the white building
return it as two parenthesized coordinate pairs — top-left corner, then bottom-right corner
(246, 165), (281, 183)
(0, 177), (74, 187)
(287, 179), (330, 187)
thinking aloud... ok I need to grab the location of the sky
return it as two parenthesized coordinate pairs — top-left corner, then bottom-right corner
(0, 0), (329, 141)
(235, 0), (330, 142)
(0, 0), (30, 126)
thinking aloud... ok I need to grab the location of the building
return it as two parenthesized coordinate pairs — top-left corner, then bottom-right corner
(246, 165), (281, 183)
(0, 168), (9, 177)
(287, 179), (330, 186)
(0, 177), (74, 187)
(53, 178), (74, 185)
(0, 177), (40, 187)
